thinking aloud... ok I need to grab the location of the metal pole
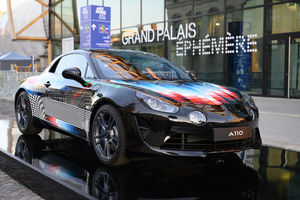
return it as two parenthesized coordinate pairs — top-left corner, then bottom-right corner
(48, 0), (52, 64)
(31, 56), (34, 72)
(288, 36), (291, 98)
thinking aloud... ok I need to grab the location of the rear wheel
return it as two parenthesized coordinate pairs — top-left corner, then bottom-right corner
(15, 91), (42, 135)
(90, 104), (129, 166)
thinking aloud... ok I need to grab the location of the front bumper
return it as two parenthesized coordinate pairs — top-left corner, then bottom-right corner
(135, 115), (261, 157)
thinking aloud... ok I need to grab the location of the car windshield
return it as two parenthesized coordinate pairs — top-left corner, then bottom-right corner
(91, 51), (191, 80)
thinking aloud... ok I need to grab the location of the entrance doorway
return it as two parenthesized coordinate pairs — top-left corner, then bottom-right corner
(265, 34), (300, 98)
(290, 38), (300, 98)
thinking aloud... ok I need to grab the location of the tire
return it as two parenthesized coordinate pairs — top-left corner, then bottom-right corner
(15, 91), (43, 135)
(90, 104), (129, 166)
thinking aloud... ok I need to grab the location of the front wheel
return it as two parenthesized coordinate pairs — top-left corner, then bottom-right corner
(90, 104), (129, 166)
(15, 91), (42, 135)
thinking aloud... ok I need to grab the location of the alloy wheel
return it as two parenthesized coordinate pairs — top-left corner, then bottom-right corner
(93, 110), (119, 161)
(16, 94), (29, 130)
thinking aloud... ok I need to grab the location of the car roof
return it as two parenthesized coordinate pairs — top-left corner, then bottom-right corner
(70, 48), (160, 58)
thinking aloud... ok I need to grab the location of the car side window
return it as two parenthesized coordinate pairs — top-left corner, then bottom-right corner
(48, 59), (60, 73)
(92, 56), (124, 79)
(55, 54), (88, 77)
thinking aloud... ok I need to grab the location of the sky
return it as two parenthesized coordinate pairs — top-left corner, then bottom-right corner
(0, 0), (7, 12)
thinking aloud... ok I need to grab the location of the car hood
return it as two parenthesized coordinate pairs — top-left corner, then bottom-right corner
(110, 80), (242, 106)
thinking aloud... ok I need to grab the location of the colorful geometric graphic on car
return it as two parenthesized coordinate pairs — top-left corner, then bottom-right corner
(112, 80), (241, 105)
(45, 115), (86, 138)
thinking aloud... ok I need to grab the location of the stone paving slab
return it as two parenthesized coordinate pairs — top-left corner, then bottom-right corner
(0, 170), (44, 200)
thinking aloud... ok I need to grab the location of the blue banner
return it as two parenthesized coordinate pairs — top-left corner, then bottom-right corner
(80, 5), (111, 49)
(233, 47), (252, 91)
(229, 21), (252, 91)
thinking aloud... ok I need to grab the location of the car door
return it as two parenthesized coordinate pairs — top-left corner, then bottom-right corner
(43, 54), (89, 138)
(82, 63), (99, 131)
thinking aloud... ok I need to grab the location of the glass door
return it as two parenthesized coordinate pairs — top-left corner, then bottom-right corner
(266, 39), (287, 97)
(266, 36), (300, 98)
(290, 38), (300, 98)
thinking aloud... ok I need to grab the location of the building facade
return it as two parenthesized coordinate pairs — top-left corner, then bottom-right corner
(20, 0), (300, 98)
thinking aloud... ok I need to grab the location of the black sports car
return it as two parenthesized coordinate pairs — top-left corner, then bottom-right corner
(14, 49), (261, 166)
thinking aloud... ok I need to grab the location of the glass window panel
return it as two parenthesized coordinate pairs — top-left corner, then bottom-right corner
(196, 14), (224, 38)
(194, 0), (224, 16)
(266, 2), (300, 34)
(74, 41), (80, 50)
(226, 8), (263, 95)
(142, 0), (164, 24)
(166, 18), (194, 72)
(53, 41), (62, 59)
(226, 8), (263, 38)
(122, 0), (140, 27)
(104, 0), (120, 30)
(121, 27), (141, 51)
(76, 0), (87, 28)
(227, 0), (263, 10)
(243, 0), (264, 7)
(143, 23), (164, 30)
(267, 39), (285, 96)
(62, 0), (75, 37)
(290, 38), (300, 98)
(140, 23), (164, 56)
(165, 0), (192, 20)
(88, 0), (103, 5)
(265, 0), (295, 3)
(53, 3), (62, 39)
(191, 14), (225, 85)
(111, 29), (121, 48)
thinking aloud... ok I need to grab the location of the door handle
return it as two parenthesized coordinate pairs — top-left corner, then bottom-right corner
(44, 81), (51, 88)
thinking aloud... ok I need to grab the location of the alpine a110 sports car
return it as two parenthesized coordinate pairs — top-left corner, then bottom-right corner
(15, 49), (261, 166)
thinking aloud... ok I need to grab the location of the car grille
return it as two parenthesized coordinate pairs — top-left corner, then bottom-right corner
(160, 131), (259, 152)
(136, 117), (260, 152)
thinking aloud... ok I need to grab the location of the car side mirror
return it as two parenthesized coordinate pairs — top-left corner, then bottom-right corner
(62, 67), (86, 86)
(186, 70), (198, 80)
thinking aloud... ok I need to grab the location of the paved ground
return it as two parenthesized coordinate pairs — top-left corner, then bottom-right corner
(0, 170), (44, 200)
(0, 99), (14, 120)
(253, 96), (300, 152)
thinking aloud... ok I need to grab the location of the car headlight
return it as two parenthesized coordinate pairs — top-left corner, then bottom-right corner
(136, 92), (179, 113)
(240, 92), (256, 108)
(189, 111), (207, 125)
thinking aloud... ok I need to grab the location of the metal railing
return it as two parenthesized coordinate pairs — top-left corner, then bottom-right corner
(0, 71), (40, 100)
